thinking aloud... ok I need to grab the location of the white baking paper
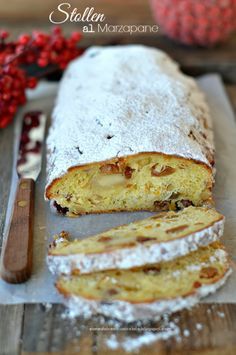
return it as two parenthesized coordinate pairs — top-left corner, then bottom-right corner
(0, 74), (235, 304)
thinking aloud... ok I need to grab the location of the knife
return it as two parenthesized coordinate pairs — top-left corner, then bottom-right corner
(1, 111), (46, 284)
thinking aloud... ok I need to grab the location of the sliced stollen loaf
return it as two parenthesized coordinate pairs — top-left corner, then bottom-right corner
(56, 242), (231, 322)
(45, 45), (215, 216)
(48, 207), (224, 275)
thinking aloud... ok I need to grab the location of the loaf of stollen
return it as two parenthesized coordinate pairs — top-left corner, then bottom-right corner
(45, 45), (215, 216)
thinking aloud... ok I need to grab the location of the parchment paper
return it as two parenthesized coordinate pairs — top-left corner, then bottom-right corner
(0, 74), (235, 304)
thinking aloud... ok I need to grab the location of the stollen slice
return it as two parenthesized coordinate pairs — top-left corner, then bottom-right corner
(48, 206), (224, 275)
(56, 242), (231, 322)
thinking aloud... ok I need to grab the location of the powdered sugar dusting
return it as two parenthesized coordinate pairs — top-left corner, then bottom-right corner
(105, 320), (180, 352)
(46, 45), (214, 188)
(186, 248), (228, 272)
(196, 322), (203, 330)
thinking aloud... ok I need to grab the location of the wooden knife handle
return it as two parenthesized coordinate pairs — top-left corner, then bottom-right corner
(1, 178), (34, 284)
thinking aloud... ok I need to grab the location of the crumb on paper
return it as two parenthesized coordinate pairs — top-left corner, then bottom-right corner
(54, 230), (70, 240)
(49, 231), (70, 249)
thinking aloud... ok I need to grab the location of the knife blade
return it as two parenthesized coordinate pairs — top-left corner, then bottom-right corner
(1, 111), (46, 284)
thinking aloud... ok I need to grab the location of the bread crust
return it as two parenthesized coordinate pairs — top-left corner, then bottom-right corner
(48, 211), (223, 256)
(48, 215), (224, 275)
(56, 265), (229, 303)
(56, 267), (231, 322)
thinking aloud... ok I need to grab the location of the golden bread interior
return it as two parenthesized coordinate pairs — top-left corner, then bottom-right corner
(46, 153), (213, 216)
(56, 242), (228, 303)
(50, 206), (223, 256)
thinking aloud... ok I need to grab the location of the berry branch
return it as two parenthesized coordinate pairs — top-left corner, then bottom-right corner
(0, 27), (82, 129)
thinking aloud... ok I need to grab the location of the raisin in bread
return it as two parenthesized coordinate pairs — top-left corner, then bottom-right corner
(48, 207), (224, 275)
(56, 242), (231, 322)
(45, 45), (214, 216)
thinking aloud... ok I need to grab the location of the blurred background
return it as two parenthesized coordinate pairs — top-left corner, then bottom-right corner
(0, 0), (235, 82)
(1, 0), (236, 44)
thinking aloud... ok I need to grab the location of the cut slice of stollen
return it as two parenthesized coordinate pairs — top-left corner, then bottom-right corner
(48, 206), (224, 275)
(56, 242), (231, 322)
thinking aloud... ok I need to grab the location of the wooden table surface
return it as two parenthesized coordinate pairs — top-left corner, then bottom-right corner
(1, 1), (236, 354)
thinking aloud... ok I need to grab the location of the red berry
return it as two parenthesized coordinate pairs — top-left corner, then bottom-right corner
(53, 37), (64, 50)
(0, 27), (83, 129)
(0, 30), (9, 40)
(0, 115), (12, 129)
(19, 94), (26, 105)
(9, 105), (17, 114)
(59, 62), (67, 69)
(18, 34), (31, 45)
(2, 93), (11, 101)
(33, 32), (48, 47)
(71, 32), (82, 42)
(15, 45), (25, 55)
(53, 26), (62, 35)
(37, 58), (48, 67)
(27, 77), (37, 89)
